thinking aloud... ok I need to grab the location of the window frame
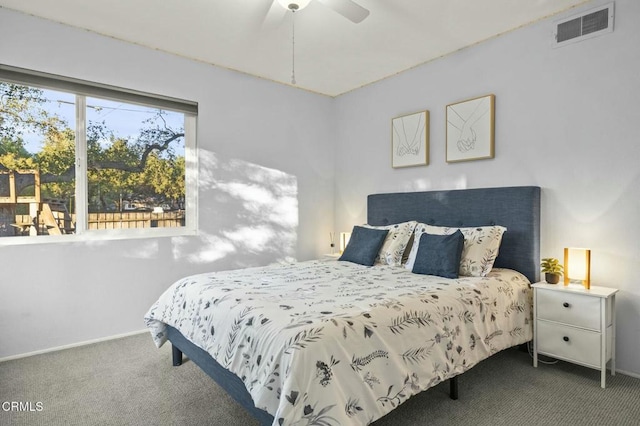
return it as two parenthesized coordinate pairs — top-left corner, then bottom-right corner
(0, 64), (198, 245)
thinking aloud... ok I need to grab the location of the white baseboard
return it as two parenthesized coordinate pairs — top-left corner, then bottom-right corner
(0, 329), (149, 363)
(615, 368), (640, 380)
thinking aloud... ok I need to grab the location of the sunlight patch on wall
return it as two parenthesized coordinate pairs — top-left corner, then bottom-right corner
(122, 240), (159, 259)
(222, 225), (276, 253)
(172, 150), (298, 267)
(401, 179), (433, 192)
(173, 234), (236, 263)
(400, 176), (468, 192)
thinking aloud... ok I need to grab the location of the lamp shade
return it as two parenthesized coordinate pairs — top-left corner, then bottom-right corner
(339, 232), (352, 253)
(564, 247), (591, 289)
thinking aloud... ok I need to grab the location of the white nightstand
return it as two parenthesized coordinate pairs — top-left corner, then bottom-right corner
(532, 282), (618, 388)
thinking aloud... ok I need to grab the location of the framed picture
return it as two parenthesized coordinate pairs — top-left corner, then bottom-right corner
(446, 94), (495, 163)
(391, 110), (429, 168)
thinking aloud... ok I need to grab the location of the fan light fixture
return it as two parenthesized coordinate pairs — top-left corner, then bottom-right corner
(271, 0), (369, 85)
(277, 0), (311, 11)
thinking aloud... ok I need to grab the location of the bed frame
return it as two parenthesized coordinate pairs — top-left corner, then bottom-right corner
(168, 185), (541, 425)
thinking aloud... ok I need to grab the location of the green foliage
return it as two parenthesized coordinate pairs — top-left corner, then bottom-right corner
(0, 137), (30, 157)
(0, 149), (36, 170)
(1, 83), (46, 139)
(141, 154), (185, 200)
(37, 126), (76, 200)
(540, 258), (563, 275)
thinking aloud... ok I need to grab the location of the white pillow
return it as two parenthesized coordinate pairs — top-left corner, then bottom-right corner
(405, 224), (506, 277)
(363, 221), (417, 266)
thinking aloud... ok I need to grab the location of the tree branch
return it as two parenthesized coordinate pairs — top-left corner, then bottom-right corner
(39, 132), (185, 183)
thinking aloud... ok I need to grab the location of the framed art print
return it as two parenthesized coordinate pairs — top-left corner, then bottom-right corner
(446, 94), (495, 163)
(392, 110), (429, 168)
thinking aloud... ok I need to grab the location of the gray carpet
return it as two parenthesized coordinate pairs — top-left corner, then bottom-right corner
(1, 333), (639, 426)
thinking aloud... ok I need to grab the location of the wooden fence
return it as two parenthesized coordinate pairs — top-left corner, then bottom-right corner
(87, 211), (185, 230)
(12, 210), (184, 233)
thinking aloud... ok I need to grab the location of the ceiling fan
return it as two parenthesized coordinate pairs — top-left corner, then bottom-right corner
(264, 0), (370, 27)
(266, 0), (369, 85)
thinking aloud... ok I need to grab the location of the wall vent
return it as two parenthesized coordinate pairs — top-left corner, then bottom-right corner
(553, 2), (614, 48)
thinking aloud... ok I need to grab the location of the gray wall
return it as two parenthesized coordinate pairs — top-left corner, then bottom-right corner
(0, 9), (335, 358)
(334, 0), (640, 376)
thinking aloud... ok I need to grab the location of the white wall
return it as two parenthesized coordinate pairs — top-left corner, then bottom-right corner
(0, 9), (336, 358)
(333, 0), (640, 376)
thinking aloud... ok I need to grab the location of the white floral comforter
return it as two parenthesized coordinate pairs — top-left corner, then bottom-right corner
(145, 260), (532, 426)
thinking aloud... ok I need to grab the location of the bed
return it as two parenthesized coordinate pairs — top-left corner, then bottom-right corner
(145, 185), (540, 425)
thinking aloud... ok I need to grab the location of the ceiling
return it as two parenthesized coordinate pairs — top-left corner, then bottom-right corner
(0, 0), (589, 97)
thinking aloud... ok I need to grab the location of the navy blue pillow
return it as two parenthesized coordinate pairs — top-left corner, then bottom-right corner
(412, 230), (464, 278)
(339, 226), (389, 266)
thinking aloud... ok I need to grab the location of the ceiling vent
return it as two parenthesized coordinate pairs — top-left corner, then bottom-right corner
(553, 2), (614, 48)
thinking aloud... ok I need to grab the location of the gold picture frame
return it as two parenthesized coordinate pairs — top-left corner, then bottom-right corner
(391, 110), (429, 168)
(446, 94), (495, 163)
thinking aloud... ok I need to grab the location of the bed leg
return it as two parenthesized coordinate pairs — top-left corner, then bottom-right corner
(172, 344), (183, 366)
(449, 377), (459, 400)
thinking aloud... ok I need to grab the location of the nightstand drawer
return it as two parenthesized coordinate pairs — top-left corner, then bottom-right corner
(537, 320), (601, 367)
(536, 289), (601, 330)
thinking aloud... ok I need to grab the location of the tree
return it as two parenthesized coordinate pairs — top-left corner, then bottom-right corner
(1, 83), (47, 177)
(139, 153), (185, 205)
(0, 83), (52, 142)
(1, 81), (186, 213)
(1, 82), (73, 196)
(83, 114), (186, 211)
(35, 126), (75, 200)
(0, 137), (30, 158)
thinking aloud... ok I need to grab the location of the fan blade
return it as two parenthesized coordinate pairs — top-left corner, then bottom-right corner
(317, 0), (370, 23)
(262, 0), (287, 29)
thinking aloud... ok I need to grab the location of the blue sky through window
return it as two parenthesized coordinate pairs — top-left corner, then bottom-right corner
(21, 89), (185, 156)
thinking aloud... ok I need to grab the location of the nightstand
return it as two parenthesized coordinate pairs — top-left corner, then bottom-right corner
(532, 282), (618, 388)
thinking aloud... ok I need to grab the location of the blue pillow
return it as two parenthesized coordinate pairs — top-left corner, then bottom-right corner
(412, 230), (464, 278)
(339, 226), (389, 266)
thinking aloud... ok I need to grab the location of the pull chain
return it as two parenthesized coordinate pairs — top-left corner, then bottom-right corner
(291, 8), (297, 85)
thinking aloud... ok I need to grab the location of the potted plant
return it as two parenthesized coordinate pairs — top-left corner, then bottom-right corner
(541, 258), (563, 284)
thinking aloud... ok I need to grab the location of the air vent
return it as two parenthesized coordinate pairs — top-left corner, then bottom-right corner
(553, 3), (614, 47)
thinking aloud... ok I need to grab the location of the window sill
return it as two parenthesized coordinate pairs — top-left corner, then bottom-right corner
(0, 226), (197, 246)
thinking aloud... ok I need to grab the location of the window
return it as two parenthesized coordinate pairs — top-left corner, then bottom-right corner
(0, 65), (197, 243)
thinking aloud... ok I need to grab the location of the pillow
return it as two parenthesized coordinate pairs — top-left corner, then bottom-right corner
(339, 226), (389, 266)
(402, 232), (416, 264)
(405, 224), (506, 277)
(412, 231), (464, 278)
(363, 221), (417, 266)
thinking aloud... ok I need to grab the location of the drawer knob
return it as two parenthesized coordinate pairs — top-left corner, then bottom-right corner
(563, 336), (570, 342)
(562, 302), (570, 308)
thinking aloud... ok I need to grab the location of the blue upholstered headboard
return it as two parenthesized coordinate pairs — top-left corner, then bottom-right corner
(367, 186), (541, 283)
